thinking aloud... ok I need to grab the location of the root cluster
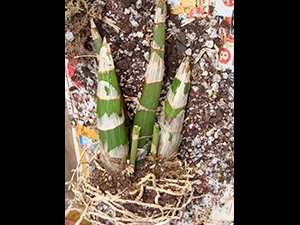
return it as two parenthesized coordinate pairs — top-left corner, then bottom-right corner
(65, 145), (205, 225)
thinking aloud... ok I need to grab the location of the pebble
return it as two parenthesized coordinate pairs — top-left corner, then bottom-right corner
(185, 48), (192, 56)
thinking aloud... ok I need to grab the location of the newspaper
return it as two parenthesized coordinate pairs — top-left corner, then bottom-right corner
(168, 0), (234, 71)
(168, 2), (234, 224)
(65, 57), (99, 174)
(214, 0), (234, 71)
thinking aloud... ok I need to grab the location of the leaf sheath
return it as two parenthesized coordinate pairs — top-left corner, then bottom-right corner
(96, 38), (129, 171)
(157, 57), (191, 159)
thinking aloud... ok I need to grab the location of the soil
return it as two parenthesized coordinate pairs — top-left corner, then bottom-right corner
(65, 0), (234, 224)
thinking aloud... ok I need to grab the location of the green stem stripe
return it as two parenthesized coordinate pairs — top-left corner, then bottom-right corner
(96, 38), (129, 159)
(157, 57), (191, 159)
(132, 0), (167, 162)
(90, 18), (103, 54)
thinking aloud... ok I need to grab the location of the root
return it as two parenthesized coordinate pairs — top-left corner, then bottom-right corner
(65, 0), (120, 59)
(65, 145), (206, 225)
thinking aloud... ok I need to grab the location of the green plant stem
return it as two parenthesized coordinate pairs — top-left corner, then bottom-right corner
(132, 0), (167, 163)
(150, 173), (157, 187)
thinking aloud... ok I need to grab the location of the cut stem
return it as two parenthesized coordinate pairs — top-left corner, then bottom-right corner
(129, 125), (141, 168)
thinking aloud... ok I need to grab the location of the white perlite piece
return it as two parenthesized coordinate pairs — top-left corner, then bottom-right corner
(185, 48), (192, 56)
(136, 0), (142, 9)
(65, 30), (74, 42)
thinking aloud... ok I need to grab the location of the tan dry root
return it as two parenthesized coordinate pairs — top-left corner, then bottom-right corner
(65, 0), (120, 59)
(65, 144), (206, 225)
